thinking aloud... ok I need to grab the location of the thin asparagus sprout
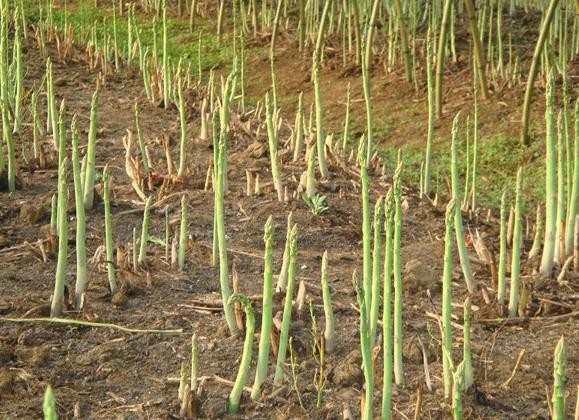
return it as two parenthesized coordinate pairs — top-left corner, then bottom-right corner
(498, 188), (507, 305)
(138, 196), (153, 265)
(292, 91), (304, 162)
(320, 250), (336, 353)
(215, 72), (238, 336)
(359, 138), (372, 324)
(12, 24), (22, 134)
(46, 59), (57, 140)
(162, 0), (169, 108)
(381, 188), (394, 420)
(71, 116), (88, 309)
(519, 0), (560, 146)
(463, 297), (473, 390)
(452, 361), (465, 420)
(227, 293), (255, 414)
(450, 114), (475, 292)
(311, 0), (331, 178)
(191, 333), (198, 393)
(508, 167), (523, 317)
(103, 166), (117, 294)
(112, 0), (119, 70)
(507, 206), (515, 247)
(273, 224), (298, 386)
(471, 86), (479, 211)
(305, 141), (317, 198)
(554, 112), (566, 263)
(50, 157), (68, 317)
(251, 216), (274, 400)
(165, 206), (170, 261)
(50, 194), (57, 235)
(355, 279), (373, 420)
(178, 195), (187, 271)
(211, 111), (218, 267)
(552, 336), (566, 420)
(177, 78), (187, 177)
(392, 0), (413, 83)
(393, 161), (404, 386)
(178, 360), (190, 403)
(31, 90), (40, 160)
(464, 0), (489, 97)
(56, 101), (66, 168)
(442, 199), (456, 399)
(541, 71), (557, 277)
(369, 196), (384, 345)
(43, 385), (58, 420)
(265, 92), (283, 201)
(341, 82), (350, 152)
(434, 0), (453, 118)
(83, 88), (99, 209)
(276, 212), (293, 292)
(424, 28), (434, 195)
(564, 100), (578, 256)
(528, 204), (543, 259)
(134, 102), (150, 175)
(132, 226), (137, 272)
(1, 98), (15, 192)
(361, 0), (380, 162)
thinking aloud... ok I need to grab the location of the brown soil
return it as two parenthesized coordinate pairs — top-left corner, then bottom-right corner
(1, 21), (578, 420)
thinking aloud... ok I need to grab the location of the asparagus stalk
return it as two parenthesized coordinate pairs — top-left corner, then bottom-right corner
(178, 195), (187, 271)
(215, 72), (238, 336)
(265, 92), (283, 201)
(442, 199), (456, 398)
(177, 78), (187, 177)
(551, 336), (566, 420)
(43, 385), (58, 420)
(311, 0), (331, 178)
(276, 212), (293, 292)
(71, 116), (88, 309)
(103, 166), (117, 294)
(564, 100), (578, 256)
(1, 98), (15, 192)
(509, 167), (524, 317)
(497, 188), (507, 305)
(320, 250), (336, 353)
(369, 196), (383, 344)
(251, 216), (274, 399)
(355, 280), (373, 420)
(463, 297), (473, 389)
(452, 362), (465, 419)
(450, 114), (475, 292)
(528, 204), (543, 259)
(50, 158), (68, 317)
(424, 29), (434, 195)
(393, 161), (404, 386)
(83, 88), (99, 209)
(541, 72), (557, 277)
(227, 293), (255, 414)
(381, 188), (394, 419)
(138, 196), (153, 265)
(273, 224), (298, 385)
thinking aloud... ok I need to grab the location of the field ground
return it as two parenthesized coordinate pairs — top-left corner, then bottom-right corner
(1, 1), (578, 419)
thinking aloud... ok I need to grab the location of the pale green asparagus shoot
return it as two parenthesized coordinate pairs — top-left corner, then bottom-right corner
(508, 167), (523, 317)
(138, 196), (153, 265)
(178, 195), (187, 271)
(251, 216), (274, 400)
(273, 224), (298, 386)
(320, 250), (336, 353)
(551, 336), (566, 420)
(227, 293), (255, 414)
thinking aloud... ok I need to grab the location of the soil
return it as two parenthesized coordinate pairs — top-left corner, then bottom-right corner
(1, 13), (578, 420)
